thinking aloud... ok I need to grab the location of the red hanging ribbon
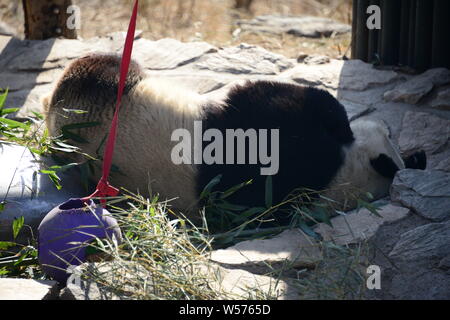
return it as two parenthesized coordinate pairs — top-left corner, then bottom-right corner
(83, 0), (139, 206)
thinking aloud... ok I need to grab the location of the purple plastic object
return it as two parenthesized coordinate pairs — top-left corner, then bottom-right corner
(37, 198), (122, 284)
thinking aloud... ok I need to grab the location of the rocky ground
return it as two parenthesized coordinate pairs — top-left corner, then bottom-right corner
(0, 25), (449, 299)
(0, 0), (352, 59)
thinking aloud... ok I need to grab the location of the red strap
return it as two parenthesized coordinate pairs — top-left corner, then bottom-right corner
(83, 0), (139, 205)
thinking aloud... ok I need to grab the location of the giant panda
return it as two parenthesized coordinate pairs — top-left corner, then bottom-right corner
(42, 53), (426, 223)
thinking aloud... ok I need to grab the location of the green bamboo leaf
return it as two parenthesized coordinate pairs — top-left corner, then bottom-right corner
(216, 202), (247, 212)
(0, 241), (16, 250)
(28, 147), (45, 156)
(231, 207), (266, 223)
(32, 111), (44, 120)
(39, 169), (56, 174)
(0, 88), (8, 109)
(50, 141), (79, 153)
(0, 117), (29, 130)
(49, 163), (79, 172)
(298, 221), (322, 241)
(220, 179), (252, 199)
(13, 252), (29, 266)
(50, 146), (76, 153)
(12, 216), (24, 240)
(62, 108), (88, 114)
(232, 223), (247, 239)
(357, 199), (382, 217)
(200, 174), (222, 199)
(49, 172), (62, 190)
(0, 108), (19, 116)
(39, 170), (62, 190)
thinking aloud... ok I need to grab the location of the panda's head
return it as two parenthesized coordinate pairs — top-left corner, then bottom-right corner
(351, 119), (405, 174)
(323, 119), (426, 210)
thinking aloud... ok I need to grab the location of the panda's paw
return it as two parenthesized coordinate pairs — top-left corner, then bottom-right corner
(404, 150), (427, 170)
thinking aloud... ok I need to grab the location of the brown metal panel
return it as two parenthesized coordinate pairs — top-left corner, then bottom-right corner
(432, 0), (450, 68)
(380, 0), (401, 66)
(414, 0), (434, 71)
(355, 0), (370, 61)
(399, 0), (411, 66)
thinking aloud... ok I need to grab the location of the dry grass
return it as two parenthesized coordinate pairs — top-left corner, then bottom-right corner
(70, 191), (370, 300)
(291, 241), (370, 299)
(0, 0), (352, 58)
(73, 192), (285, 300)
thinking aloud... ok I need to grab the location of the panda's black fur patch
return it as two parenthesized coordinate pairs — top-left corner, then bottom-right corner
(197, 80), (355, 209)
(404, 150), (427, 170)
(370, 154), (400, 179)
(371, 150), (427, 179)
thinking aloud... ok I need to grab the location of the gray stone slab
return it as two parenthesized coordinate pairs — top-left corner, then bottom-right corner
(237, 15), (351, 38)
(391, 169), (450, 222)
(195, 43), (294, 75)
(132, 38), (217, 70)
(389, 220), (450, 262)
(384, 68), (450, 104)
(338, 60), (400, 91)
(0, 279), (59, 300)
(398, 111), (450, 171)
(315, 204), (410, 245)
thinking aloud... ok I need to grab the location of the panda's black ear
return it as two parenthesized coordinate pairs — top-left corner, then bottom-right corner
(404, 150), (427, 170)
(370, 154), (400, 179)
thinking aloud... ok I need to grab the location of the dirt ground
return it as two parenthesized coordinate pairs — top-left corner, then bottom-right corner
(0, 0), (352, 59)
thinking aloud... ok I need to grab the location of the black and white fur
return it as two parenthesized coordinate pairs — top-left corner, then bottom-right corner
(42, 54), (426, 221)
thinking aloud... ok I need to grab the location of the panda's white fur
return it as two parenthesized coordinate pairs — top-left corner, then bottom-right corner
(111, 77), (203, 211)
(323, 119), (405, 210)
(43, 62), (203, 214)
(43, 54), (422, 222)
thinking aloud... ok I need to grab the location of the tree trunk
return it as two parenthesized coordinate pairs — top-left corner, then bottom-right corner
(22, 0), (77, 40)
(234, 0), (253, 10)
